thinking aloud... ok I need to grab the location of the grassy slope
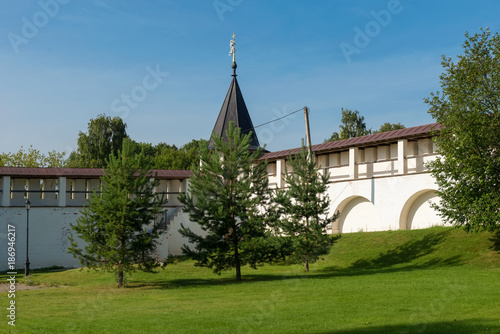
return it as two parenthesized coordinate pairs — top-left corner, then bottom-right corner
(2, 227), (500, 334)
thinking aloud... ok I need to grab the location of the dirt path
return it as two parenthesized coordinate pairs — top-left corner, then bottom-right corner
(0, 283), (51, 293)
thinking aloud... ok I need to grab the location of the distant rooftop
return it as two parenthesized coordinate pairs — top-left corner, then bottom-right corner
(0, 124), (441, 176)
(0, 167), (192, 179)
(261, 123), (442, 161)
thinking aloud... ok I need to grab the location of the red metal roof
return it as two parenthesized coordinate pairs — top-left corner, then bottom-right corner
(151, 169), (192, 179)
(261, 123), (442, 161)
(0, 167), (192, 179)
(0, 123), (441, 175)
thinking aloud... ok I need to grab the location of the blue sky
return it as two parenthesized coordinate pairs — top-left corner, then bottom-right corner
(1, 0), (499, 155)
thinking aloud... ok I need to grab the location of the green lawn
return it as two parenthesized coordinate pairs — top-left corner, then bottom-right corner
(2, 227), (500, 333)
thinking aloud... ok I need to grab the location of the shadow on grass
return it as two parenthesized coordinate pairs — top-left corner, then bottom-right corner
(346, 229), (453, 270)
(490, 230), (500, 253)
(128, 229), (463, 289)
(312, 318), (499, 334)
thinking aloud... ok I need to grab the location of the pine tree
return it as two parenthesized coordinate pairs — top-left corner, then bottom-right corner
(274, 146), (339, 271)
(68, 139), (166, 287)
(179, 123), (272, 281)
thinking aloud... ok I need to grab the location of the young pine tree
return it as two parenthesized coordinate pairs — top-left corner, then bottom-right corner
(274, 146), (339, 271)
(179, 123), (272, 281)
(68, 139), (166, 287)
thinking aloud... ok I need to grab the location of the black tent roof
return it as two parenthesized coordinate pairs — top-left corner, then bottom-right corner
(208, 63), (261, 151)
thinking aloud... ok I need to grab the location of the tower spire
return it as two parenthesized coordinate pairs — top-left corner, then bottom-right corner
(208, 33), (262, 151)
(229, 32), (237, 75)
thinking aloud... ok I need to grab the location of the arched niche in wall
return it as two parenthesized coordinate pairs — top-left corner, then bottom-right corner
(399, 190), (443, 230)
(333, 195), (382, 233)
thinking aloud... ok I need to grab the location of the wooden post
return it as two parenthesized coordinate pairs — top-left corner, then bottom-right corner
(304, 106), (313, 160)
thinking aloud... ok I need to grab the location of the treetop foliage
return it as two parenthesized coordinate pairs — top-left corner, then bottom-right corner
(67, 114), (128, 168)
(326, 108), (371, 142)
(325, 108), (405, 142)
(425, 28), (500, 232)
(0, 145), (66, 167)
(374, 122), (406, 133)
(1, 114), (204, 170)
(130, 139), (205, 170)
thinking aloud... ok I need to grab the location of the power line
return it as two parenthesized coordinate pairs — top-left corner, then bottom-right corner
(251, 107), (306, 130)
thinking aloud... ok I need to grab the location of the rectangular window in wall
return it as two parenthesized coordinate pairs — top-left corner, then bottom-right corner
(357, 149), (365, 163)
(390, 143), (398, 159)
(340, 151), (349, 166)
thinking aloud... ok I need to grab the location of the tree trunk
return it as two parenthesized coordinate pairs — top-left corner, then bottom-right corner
(233, 231), (241, 281)
(229, 190), (241, 281)
(235, 254), (241, 281)
(117, 269), (124, 288)
(304, 217), (310, 272)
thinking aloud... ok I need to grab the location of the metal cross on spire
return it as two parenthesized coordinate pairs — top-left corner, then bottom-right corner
(229, 32), (236, 63)
(229, 32), (237, 75)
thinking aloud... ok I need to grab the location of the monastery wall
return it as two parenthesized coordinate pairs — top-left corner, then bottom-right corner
(0, 126), (448, 271)
(265, 135), (448, 234)
(0, 206), (175, 271)
(0, 175), (187, 271)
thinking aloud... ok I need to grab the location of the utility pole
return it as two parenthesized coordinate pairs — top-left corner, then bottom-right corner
(304, 106), (313, 160)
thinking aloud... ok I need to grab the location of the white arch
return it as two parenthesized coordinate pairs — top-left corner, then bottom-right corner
(333, 195), (381, 233)
(399, 189), (442, 230)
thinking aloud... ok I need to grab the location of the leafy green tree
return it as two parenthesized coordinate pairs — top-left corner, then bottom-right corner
(153, 140), (205, 170)
(152, 143), (189, 170)
(68, 139), (166, 287)
(179, 139), (207, 169)
(374, 122), (405, 133)
(181, 139), (206, 153)
(129, 139), (205, 170)
(326, 108), (371, 142)
(128, 141), (159, 169)
(44, 150), (67, 167)
(273, 146), (339, 271)
(68, 114), (128, 168)
(178, 123), (271, 281)
(65, 151), (79, 167)
(65, 114), (203, 169)
(425, 28), (500, 233)
(0, 146), (66, 167)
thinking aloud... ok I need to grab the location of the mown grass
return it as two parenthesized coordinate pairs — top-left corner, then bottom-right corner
(2, 227), (500, 333)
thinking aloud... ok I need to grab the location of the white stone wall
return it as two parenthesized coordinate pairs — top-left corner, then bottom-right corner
(166, 211), (206, 257)
(0, 207), (175, 271)
(0, 134), (448, 270)
(327, 173), (443, 233)
(264, 136), (446, 234)
(0, 207), (84, 271)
